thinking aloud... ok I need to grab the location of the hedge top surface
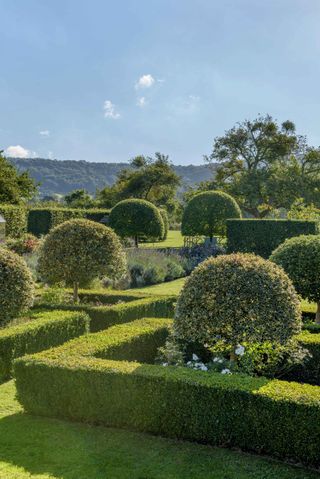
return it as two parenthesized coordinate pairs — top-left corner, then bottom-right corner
(37, 218), (127, 285)
(182, 190), (241, 238)
(174, 253), (302, 346)
(0, 310), (89, 340)
(270, 234), (320, 304)
(20, 317), (172, 363)
(109, 199), (164, 240)
(0, 247), (34, 326)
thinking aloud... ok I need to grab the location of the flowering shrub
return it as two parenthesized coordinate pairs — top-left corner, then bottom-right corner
(5, 234), (41, 256)
(174, 253), (302, 349)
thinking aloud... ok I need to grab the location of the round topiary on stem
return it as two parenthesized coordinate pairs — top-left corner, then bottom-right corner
(0, 248), (34, 326)
(270, 234), (320, 324)
(37, 219), (127, 302)
(181, 190), (241, 241)
(174, 253), (301, 357)
(109, 199), (164, 247)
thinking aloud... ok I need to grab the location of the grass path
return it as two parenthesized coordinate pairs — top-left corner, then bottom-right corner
(0, 381), (318, 479)
(141, 230), (185, 248)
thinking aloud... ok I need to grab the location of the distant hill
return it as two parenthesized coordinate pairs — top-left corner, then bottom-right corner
(9, 158), (215, 198)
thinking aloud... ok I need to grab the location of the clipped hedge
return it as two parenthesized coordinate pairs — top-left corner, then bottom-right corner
(0, 310), (89, 382)
(0, 204), (27, 238)
(14, 317), (320, 467)
(227, 219), (317, 258)
(36, 295), (176, 332)
(27, 208), (110, 236)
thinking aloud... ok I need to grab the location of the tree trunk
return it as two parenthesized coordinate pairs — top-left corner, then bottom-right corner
(230, 351), (237, 362)
(316, 302), (320, 324)
(134, 235), (139, 248)
(209, 234), (213, 244)
(73, 282), (79, 303)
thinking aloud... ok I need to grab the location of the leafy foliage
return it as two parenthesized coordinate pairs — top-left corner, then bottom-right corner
(37, 219), (126, 301)
(0, 248), (34, 326)
(270, 235), (320, 322)
(0, 151), (37, 204)
(0, 204), (27, 238)
(174, 253), (301, 347)
(64, 189), (95, 208)
(109, 199), (164, 246)
(181, 190), (241, 238)
(97, 153), (181, 213)
(204, 115), (320, 216)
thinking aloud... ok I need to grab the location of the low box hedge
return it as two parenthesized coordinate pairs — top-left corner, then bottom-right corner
(227, 219), (317, 258)
(0, 310), (89, 382)
(14, 317), (320, 467)
(36, 295), (176, 332)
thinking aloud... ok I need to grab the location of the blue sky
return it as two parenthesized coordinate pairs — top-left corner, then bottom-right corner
(1, 0), (320, 165)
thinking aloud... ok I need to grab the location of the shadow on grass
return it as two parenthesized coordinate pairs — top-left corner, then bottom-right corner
(0, 410), (318, 479)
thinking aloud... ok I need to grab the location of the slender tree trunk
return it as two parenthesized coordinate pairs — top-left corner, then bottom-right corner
(134, 235), (139, 248)
(73, 282), (79, 303)
(316, 302), (320, 324)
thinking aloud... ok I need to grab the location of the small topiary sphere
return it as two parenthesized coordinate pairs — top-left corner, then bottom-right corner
(159, 208), (169, 240)
(0, 248), (34, 325)
(109, 199), (164, 247)
(174, 253), (301, 347)
(181, 190), (241, 239)
(270, 235), (320, 323)
(38, 219), (127, 302)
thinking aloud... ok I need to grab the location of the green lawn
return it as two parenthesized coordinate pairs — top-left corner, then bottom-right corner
(0, 381), (318, 479)
(132, 277), (186, 296)
(141, 230), (185, 248)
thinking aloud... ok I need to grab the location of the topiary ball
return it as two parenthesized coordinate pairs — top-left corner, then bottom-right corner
(270, 235), (320, 320)
(174, 253), (301, 347)
(37, 219), (127, 287)
(0, 247), (34, 325)
(181, 190), (241, 239)
(109, 199), (164, 246)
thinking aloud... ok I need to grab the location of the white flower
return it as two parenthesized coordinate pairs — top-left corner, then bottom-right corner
(162, 362), (168, 367)
(199, 364), (208, 371)
(187, 361), (192, 366)
(235, 345), (245, 356)
(221, 368), (232, 375)
(192, 353), (199, 361)
(213, 357), (220, 363)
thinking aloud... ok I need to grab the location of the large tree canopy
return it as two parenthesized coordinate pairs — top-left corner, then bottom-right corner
(97, 153), (181, 213)
(0, 151), (37, 204)
(202, 115), (320, 217)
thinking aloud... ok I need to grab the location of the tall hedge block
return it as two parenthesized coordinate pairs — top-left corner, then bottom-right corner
(227, 219), (317, 258)
(0, 204), (27, 238)
(27, 208), (110, 236)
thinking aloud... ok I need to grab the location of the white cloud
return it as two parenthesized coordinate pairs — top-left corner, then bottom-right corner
(103, 100), (121, 119)
(39, 130), (50, 137)
(135, 74), (155, 89)
(137, 97), (147, 108)
(4, 145), (31, 158)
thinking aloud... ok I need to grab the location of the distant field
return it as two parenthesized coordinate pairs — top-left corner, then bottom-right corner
(141, 230), (185, 249)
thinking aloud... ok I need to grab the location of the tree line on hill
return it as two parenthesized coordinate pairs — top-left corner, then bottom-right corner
(2, 114), (320, 220)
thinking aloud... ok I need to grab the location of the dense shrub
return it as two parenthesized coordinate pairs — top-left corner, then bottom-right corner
(159, 209), (169, 240)
(227, 219), (317, 258)
(14, 317), (320, 467)
(109, 199), (164, 247)
(0, 310), (89, 381)
(174, 254), (301, 351)
(0, 248), (34, 326)
(27, 207), (110, 236)
(127, 249), (185, 287)
(270, 235), (320, 323)
(0, 204), (27, 238)
(182, 191), (241, 239)
(37, 219), (126, 302)
(5, 233), (41, 255)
